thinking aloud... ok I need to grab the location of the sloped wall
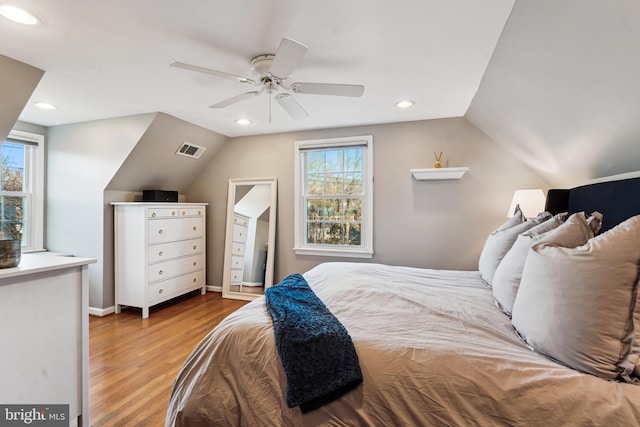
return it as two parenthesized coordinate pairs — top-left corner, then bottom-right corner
(48, 112), (229, 310)
(47, 114), (156, 309)
(0, 54), (43, 141)
(106, 112), (227, 192)
(467, 0), (640, 187)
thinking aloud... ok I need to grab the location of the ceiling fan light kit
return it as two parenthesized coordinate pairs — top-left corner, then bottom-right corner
(171, 37), (365, 122)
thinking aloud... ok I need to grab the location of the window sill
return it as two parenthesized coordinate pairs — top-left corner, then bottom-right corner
(293, 247), (374, 258)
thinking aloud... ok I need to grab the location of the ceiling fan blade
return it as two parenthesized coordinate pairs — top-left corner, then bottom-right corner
(275, 93), (308, 119)
(269, 37), (308, 80)
(210, 91), (261, 108)
(291, 82), (365, 97)
(171, 61), (256, 85)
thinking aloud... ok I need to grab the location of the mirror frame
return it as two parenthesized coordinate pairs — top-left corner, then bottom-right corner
(222, 177), (277, 301)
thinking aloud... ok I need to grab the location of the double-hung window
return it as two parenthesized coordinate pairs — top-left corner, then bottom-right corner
(294, 135), (373, 258)
(0, 130), (44, 252)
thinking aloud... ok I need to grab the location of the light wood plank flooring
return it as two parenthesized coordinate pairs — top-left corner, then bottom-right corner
(89, 291), (247, 426)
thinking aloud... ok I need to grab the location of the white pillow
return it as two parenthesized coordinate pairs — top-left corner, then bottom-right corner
(478, 207), (551, 287)
(492, 213), (567, 315)
(492, 212), (602, 316)
(512, 214), (640, 381)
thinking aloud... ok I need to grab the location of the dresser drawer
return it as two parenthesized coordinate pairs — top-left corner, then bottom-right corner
(148, 208), (180, 219)
(231, 241), (245, 257)
(230, 268), (243, 284)
(148, 238), (203, 263)
(148, 270), (204, 304)
(230, 254), (244, 270)
(148, 254), (203, 282)
(234, 215), (248, 227)
(233, 224), (248, 243)
(179, 207), (205, 217)
(148, 218), (203, 243)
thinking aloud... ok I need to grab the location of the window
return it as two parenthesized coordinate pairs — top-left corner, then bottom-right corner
(294, 135), (373, 258)
(0, 130), (44, 252)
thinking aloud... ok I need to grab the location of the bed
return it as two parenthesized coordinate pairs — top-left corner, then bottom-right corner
(166, 177), (640, 426)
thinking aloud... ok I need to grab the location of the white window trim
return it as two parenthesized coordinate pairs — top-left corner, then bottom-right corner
(5, 129), (45, 252)
(294, 135), (373, 258)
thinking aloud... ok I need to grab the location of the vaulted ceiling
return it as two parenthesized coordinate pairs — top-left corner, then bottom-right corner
(0, 1), (514, 137)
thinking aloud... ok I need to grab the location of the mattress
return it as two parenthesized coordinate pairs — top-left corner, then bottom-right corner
(166, 262), (640, 426)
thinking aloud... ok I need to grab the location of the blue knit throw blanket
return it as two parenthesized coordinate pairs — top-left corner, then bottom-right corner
(265, 273), (363, 413)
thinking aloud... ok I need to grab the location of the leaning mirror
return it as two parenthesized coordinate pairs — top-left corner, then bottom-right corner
(222, 177), (277, 301)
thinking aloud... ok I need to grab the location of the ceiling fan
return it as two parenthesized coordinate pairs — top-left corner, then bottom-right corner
(170, 37), (365, 121)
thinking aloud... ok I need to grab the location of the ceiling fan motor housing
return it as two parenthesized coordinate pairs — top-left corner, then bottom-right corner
(250, 54), (276, 82)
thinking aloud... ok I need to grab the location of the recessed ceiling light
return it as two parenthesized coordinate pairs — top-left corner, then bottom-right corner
(235, 118), (252, 126)
(35, 102), (56, 110)
(395, 99), (415, 109)
(0, 5), (39, 25)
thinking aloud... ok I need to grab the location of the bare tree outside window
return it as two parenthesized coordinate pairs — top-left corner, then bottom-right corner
(304, 147), (363, 246)
(0, 143), (25, 241)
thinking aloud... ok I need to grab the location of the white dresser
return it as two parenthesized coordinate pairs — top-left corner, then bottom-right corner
(229, 213), (249, 285)
(113, 202), (207, 318)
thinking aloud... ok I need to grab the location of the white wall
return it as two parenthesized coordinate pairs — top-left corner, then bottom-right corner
(187, 117), (550, 286)
(47, 114), (156, 308)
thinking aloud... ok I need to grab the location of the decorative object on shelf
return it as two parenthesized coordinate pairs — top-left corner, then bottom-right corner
(0, 239), (20, 268)
(411, 167), (469, 181)
(0, 219), (22, 268)
(507, 189), (546, 218)
(434, 151), (443, 168)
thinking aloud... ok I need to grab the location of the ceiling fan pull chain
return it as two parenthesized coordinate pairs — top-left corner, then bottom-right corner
(268, 86), (272, 123)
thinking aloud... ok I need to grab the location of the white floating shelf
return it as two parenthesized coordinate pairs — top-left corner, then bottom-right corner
(411, 167), (469, 181)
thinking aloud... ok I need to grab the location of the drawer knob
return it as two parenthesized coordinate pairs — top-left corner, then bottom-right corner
(193, 226), (197, 231)
(159, 270), (163, 275)
(172, 211), (176, 216)
(193, 245), (197, 250)
(198, 210), (201, 215)
(159, 289), (163, 294)
(182, 211), (186, 216)
(193, 261), (197, 266)
(151, 212), (156, 218)
(193, 278), (197, 283)
(158, 251), (163, 256)
(158, 229), (163, 234)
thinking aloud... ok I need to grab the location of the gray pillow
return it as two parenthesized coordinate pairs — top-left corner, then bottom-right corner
(478, 207), (551, 287)
(512, 214), (640, 381)
(492, 213), (568, 315)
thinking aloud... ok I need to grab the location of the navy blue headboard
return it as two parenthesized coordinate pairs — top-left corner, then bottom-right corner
(545, 177), (640, 233)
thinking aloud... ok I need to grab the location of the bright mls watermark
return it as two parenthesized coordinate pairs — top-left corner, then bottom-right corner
(0, 405), (68, 426)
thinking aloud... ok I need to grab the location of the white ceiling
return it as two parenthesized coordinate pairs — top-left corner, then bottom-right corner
(0, 1), (514, 137)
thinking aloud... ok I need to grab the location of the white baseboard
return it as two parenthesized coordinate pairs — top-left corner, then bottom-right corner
(90, 287), (221, 317)
(89, 306), (115, 317)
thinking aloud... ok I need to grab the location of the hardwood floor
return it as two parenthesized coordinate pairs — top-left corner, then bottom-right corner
(89, 291), (247, 426)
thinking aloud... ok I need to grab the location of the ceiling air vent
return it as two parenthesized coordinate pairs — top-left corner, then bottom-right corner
(175, 142), (206, 159)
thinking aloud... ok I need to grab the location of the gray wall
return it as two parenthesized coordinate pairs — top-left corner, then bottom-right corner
(467, 0), (640, 187)
(47, 112), (229, 310)
(187, 117), (549, 287)
(0, 55), (43, 142)
(106, 112), (228, 192)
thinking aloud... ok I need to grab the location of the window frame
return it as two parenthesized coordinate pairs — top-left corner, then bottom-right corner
(1, 129), (45, 252)
(294, 135), (373, 258)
